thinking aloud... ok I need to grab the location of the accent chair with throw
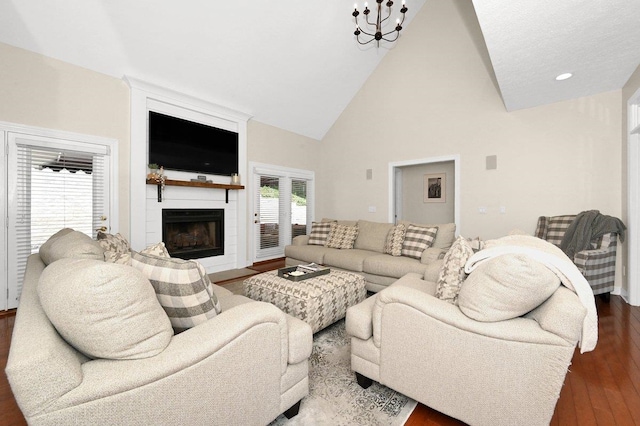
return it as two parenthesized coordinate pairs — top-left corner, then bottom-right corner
(535, 210), (626, 300)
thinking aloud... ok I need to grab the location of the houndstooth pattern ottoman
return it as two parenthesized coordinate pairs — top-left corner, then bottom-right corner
(243, 270), (367, 333)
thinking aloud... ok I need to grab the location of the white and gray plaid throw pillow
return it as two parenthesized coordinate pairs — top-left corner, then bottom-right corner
(131, 252), (221, 333)
(401, 224), (438, 259)
(308, 221), (335, 245)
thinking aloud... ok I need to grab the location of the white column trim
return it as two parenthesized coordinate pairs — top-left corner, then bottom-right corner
(124, 76), (252, 269)
(626, 87), (640, 306)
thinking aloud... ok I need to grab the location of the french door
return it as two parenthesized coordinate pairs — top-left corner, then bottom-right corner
(3, 129), (114, 310)
(251, 163), (313, 261)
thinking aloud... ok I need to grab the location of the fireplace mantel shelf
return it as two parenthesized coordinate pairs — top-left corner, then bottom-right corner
(146, 178), (244, 203)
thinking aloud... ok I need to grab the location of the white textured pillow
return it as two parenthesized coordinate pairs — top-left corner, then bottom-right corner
(140, 242), (170, 257)
(104, 251), (132, 265)
(39, 229), (105, 266)
(38, 228), (73, 258)
(458, 254), (561, 322)
(96, 231), (130, 253)
(384, 224), (407, 256)
(38, 258), (173, 359)
(435, 236), (474, 304)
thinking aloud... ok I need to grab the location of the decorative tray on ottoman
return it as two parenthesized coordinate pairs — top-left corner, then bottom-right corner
(278, 263), (330, 282)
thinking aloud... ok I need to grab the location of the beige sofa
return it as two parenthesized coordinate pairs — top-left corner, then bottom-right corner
(285, 220), (456, 292)
(346, 235), (594, 426)
(7, 246), (312, 425)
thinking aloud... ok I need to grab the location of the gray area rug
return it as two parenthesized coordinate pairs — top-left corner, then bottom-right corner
(270, 319), (417, 426)
(220, 278), (416, 425)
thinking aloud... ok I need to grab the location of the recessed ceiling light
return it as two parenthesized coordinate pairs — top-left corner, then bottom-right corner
(555, 73), (573, 81)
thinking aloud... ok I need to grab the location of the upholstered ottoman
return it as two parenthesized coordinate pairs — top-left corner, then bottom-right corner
(244, 270), (367, 333)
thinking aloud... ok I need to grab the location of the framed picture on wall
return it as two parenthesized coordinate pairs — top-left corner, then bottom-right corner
(424, 173), (445, 203)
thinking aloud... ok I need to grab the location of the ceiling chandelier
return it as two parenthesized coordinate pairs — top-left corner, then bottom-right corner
(352, 0), (408, 46)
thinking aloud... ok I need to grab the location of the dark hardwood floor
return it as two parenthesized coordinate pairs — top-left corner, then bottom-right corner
(405, 294), (640, 426)
(249, 257), (287, 273)
(1, 291), (639, 425)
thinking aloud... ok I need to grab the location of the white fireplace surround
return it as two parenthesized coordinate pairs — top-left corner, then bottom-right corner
(126, 77), (251, 273)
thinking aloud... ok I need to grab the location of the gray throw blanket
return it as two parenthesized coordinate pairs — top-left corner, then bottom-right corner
(560, 210), (626, 259)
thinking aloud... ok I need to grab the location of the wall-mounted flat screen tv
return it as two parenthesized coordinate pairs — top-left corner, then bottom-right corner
(148, 111), (239, 176)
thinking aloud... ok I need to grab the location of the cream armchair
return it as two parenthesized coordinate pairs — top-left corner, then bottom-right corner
(346, 272), (587, 426)
(7, 254), (313, 426)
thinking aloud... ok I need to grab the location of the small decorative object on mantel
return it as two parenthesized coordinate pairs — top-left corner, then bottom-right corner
(147, 164), (163, 181)
(231, 173), (241, 185)
(147, 164), (165, 202)
(191, 175), (213, 183)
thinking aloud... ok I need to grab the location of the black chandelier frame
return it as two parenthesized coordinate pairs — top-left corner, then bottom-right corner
(352, 0), (408, 46)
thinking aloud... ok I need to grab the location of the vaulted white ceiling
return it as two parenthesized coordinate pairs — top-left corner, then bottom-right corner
(472, 0), (640, 112)
(1, 1), (639, 140)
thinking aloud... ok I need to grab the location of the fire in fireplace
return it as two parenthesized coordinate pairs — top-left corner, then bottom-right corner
(162, 209), (224, 259)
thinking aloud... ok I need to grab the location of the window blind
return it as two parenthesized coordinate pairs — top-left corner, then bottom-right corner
(257, 175), (283, 250)
(11, 144), (106, 305)
(291, 179), (308, 239)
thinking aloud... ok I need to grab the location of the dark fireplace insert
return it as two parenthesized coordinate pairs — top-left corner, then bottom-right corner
(162, 209), (224, 259)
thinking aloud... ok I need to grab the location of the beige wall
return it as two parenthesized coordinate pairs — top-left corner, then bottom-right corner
(0, 43), (323, 244)
(318, 0), (622, 240)
(621, 64), (640, 296)
(247, 120), (320, 171)
(0, 0), (631, 276)
(0, 42), (131, 237)
(400, 161), (455, 224)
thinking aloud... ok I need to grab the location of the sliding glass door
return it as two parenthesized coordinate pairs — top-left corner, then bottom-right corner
(252, 164), (313, 261)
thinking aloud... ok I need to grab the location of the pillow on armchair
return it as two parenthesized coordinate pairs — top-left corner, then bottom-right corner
(435, 235), (474, 304)
(39, 228), (105, 266)
(38, 258), (173, 360)
(458, 254), (561, 322)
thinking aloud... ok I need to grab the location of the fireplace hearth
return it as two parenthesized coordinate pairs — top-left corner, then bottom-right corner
(162, 209), (224, 259)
